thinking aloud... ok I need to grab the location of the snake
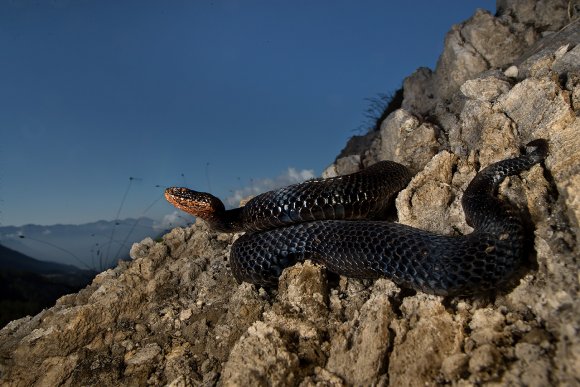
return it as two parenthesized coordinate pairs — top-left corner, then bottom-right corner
(165, 139), (548, 296)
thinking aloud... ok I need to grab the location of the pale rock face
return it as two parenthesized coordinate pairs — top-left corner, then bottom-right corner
(1, 1), (579, 386)
(497, 0), (571, 31)
(433, 9), (535, 101)
(402, 67), (436, 115)
(364, 109), (441, 174)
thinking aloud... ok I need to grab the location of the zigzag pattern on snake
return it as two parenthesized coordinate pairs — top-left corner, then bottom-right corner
(165, 139), (548, 296)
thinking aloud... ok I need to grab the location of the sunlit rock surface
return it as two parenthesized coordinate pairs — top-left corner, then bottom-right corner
(1, 1), (579, 385)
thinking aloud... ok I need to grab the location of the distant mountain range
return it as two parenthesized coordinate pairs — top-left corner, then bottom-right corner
(0, 244), (97, 328)
(0, 217), (183, 328)
(0, 244), (87, 275)
(0, 217), (168, 271)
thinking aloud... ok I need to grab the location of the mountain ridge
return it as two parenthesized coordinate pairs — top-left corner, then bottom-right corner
(0, 244), (89, 275)
(0, 217), (170, 270)
(0, 244), (97, 328)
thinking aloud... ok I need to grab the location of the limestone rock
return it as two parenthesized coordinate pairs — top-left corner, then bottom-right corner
(326, 280), (395, 385)
(322, 155), (361, 178)
(497, 0), (572, 31)
(365, 109), (441, 174)
(220, 321), (300, 386)
(460, 72), (512, 102)
(434, 9), (535, 101)
(388, 295), (466, 385)
(1, 1), (578, 386)
(402, 67), (436, 116)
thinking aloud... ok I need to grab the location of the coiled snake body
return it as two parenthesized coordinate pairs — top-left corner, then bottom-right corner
(165, 140), (548, 295)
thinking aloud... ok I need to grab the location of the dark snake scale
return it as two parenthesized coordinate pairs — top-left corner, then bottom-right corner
(165, 139), (548, 296)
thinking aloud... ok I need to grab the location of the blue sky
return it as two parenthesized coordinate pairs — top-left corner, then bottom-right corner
(0, 0), (494, 227)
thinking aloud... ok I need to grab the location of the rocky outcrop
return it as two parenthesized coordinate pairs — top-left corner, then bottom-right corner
(1, 1), (579, 385)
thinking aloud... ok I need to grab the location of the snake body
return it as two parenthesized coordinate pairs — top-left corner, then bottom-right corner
(165, 139), (548, 295)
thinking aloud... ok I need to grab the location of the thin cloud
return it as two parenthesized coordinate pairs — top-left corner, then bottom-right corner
(226, 167), (315, 207)
(153, 211), (193, 231)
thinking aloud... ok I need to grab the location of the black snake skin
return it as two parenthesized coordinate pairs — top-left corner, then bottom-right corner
(165, 139), (548, 296)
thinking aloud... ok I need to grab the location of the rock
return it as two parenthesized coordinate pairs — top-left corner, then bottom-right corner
(460, 72), (512, 102)
(497, 0), (571, 31)
(335, 131), (379, 160)
(433, 9), (535, 101)
(468, 344), (503, 374)
(441, 353), (469, 381)
(517, 18), (580, 76)
(220, 321), (300, 386)
(322, 155), (361, 178)
(326, 280), (395, 385)
(365, 109), (441, 174)
(402, 67), (436, 115)
(504, 65), (519, 78)
(553, 43), (580, 75)
(1, 1), (578, 386)
(395, 150), (466, 235)
(388, 295), (466, 385)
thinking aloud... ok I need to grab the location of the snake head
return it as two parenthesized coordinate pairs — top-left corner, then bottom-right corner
(164, 187), (226, 219)
(524, 139), (548, 163)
